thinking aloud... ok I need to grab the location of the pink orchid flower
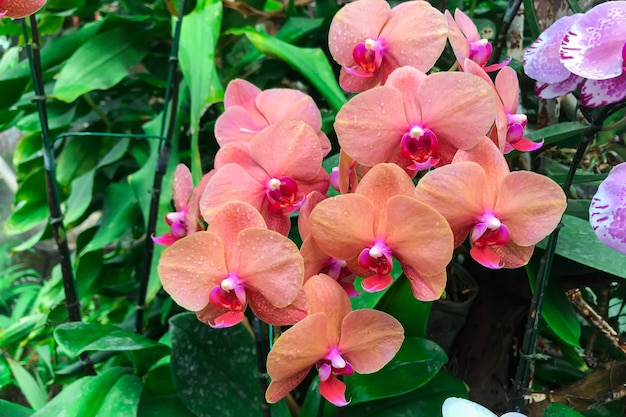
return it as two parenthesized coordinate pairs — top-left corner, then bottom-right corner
(524, 2), (626, 108)
(266, 273), (404, 407)
(415, 137), (566, 269)
(298, 191), (358, 297)
(590, 163), (626, 254)
(335, 66), (496, 172)
(463, 59), (542, 153)
(445, 9), (510, 71)
(309, 163), (453, 300)
(328, 0), (448, 92)
(214, 79), (331, 156)
(200, 120), (329, 235)
(0, 0), (46, 18)
(158, 201), (305, 328)
(153, 164), (203, 246)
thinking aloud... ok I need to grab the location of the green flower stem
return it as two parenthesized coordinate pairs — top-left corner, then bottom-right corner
(508, 103), (622, 411)
(135, 0), (186, 334)
(22, 15), (95, 375)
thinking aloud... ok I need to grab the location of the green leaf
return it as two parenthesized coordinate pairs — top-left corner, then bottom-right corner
(375, 277), (432, 338)
(31, 367), (143, 417)
(137, 395), (197, 417)
(228, 26), (347, 112)
(350, 259), (403, 310)
(0, 399), (34, 417)
(346, 338), (448, 404)
(544, 402), (585, 417)
(527, 256), (580, 348)
(0, 314), (46, 348)
(177, 0), (224, 182)
(537, 214), (626, 279)
(53, 28), (148, 103)
(169, 312), (262, 417)
(6, 358), (47, 411)
(80, 182), (140, 255)
(526, 122), (590, 147)
(54, 321), (168, 357)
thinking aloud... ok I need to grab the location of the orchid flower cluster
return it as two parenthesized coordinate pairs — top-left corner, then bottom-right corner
(523, 1), (626, 108)
(156, 0), (570, 407)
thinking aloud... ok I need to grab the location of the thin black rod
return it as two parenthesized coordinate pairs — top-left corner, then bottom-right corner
(252, 315), (272, 417)
(508, 106), (612, 411)
(135, 0), (186, 333)
(490, 0), (523, 64)
(23, 16), (94, 374)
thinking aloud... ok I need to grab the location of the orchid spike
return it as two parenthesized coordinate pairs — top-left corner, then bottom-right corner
(445, 9), (510, 71)
(158, 201), (305, 328)
(153, 164), (202, 246)
(328, 0), (447, 92)
(200, 120), (329, 235)
(415, 137), (566, 269)
(335, 66), (496, 172)
(309, 163), (453, 300)
(442, 398), (527, 417)
(215, 79), (331, 156)
(590, 163), (626, 254)
(0, 0), (46, 18)
(265, 274), (404, 406)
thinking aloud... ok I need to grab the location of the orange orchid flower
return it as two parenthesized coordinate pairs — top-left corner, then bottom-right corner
(309, 163), (453, 300)
(158, 201), (305, 328)
(265, 274), (404, 407)
(414, 137), (566, 268)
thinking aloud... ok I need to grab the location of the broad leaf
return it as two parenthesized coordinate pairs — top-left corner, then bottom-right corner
(543, 402), (585, 417)
(169, 312), (262, 417)
(53, 28), (148, 103)
(0, 399), (33, 417)
(6, 358), (47, 411)
(31, 367), (142, 417)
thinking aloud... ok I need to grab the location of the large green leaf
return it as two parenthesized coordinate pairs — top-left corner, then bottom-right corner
(375, 277), (432, 338)
(6, 358), (47, 411)
(346, 337), (448, 404)
(0, 400), (33, 417)
(169, 312), (262, 417)
(31, 367), (142, 417)
(177, 0), (224, 182)
(544, 403), (585, 417)
(53, 28), (148, 103)
(537, 214), (626, 279)
(137, 395), (197, 417)
(54, 322), (168, 358)
(79, 182), (140, 255)
(229, 26), (346, 112)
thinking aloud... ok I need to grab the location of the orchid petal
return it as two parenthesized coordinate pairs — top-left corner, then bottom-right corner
(380, 1), (448, 74)
(338, 69), (383, 93)
(581, 73), (626, 108)
(489, 242), (535, 269)
(266, 313), (330, 381)
(534, 73), (584, 99)
(523, 14), (583, 83)
(304, 274), (353, 344)
(510, 136), (544, 152)
(210, 311), (246, 328)
(361, 274), (393, 292)
(319, 377), (350, 407)
(158, 232), (227, 311)
(590, 163), (626, 254)
(355, 163), (415, 216)
(418, 71), (496, 150)
(494, 66), (520, 113)
(339, 309), (404, 374)
(495, 171), (566, 246)
(248, 288), (308, 326)
(215, 106), (267, 146)
(335, 86), (408, 166)
(469, 246), (502, 269)
(414, 162), (487, 247)
(309, 194), (376, 261)
(224, 78), (262, 109)
(403, 267), (447, 301)
(445, 10), (471, 66)
(453, 137), (510, 192)
(442, 397), (498, 417)
(1, 0), (46, 18)
(256, 88), (322, 132)
(298, 191), (327, 240)
(384, 195), (453, 276)
(301, 236), (333, 280)
(454, 8), (481, 42)
(152, 233), (179, 247)
(172, 164), (193, 211)
(560, 2), (626, 80)
(236, 228), (303, 308)
(266, 368), (311, 404)
(384, 66), (427, 123)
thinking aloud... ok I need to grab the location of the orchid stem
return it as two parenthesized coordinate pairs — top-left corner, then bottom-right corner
(508, 105), (615, 411)
(252, 315), (271, 417)
(490, 0), (523, 64)
(22, 15), (95, 375)
(135, 0), (185, 334)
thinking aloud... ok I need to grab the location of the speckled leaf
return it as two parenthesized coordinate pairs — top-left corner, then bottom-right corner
(169, 312), (262, 417)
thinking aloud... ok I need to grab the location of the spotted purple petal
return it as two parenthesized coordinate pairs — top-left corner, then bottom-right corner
(534, 73), (584, 99)
(524, 14), (583, 83)
(560, 1), (626, 80)
(580, 72), (626, 108)
(590, 163), (626, 254)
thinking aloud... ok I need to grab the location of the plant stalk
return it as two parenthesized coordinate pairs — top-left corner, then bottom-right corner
(23, 15), (94, 374)
(252, 315), (272, 417)
(490, 0), (523, 64)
